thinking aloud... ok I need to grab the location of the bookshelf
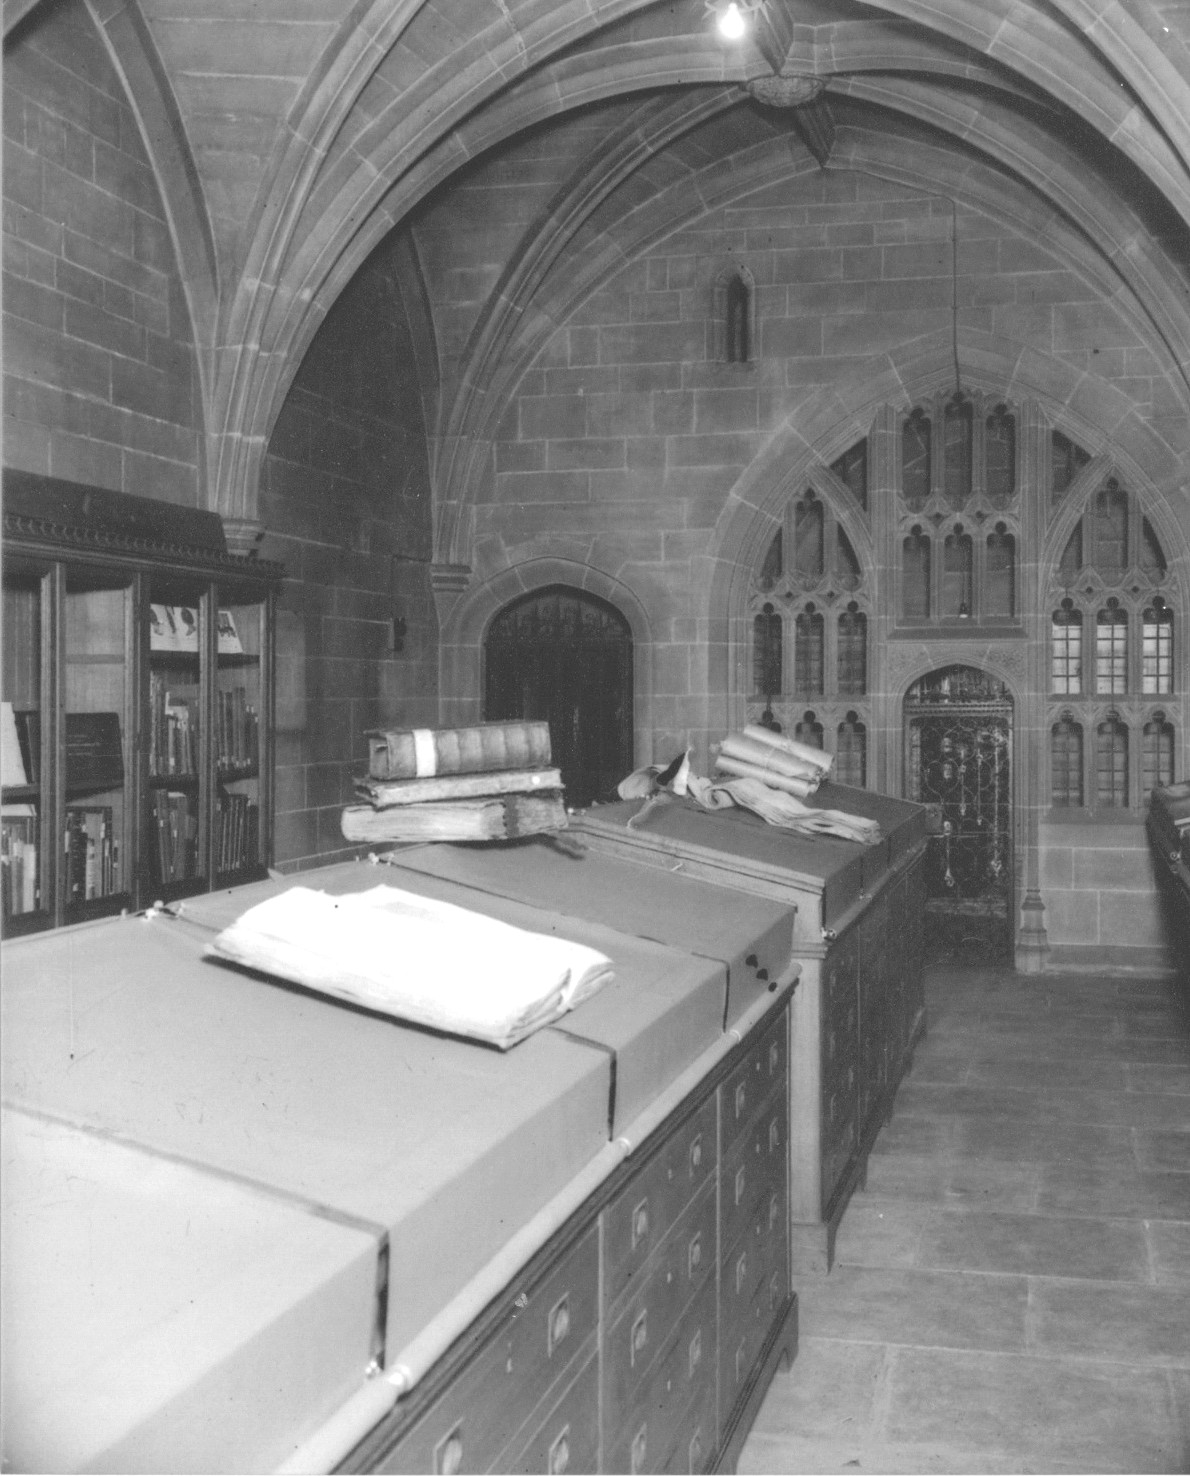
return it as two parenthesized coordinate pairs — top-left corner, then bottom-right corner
(2, 472), (282, 934)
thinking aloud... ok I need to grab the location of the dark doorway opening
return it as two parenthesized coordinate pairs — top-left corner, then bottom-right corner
(905, 665), (1014, 965)
(484, 585), (633, 809)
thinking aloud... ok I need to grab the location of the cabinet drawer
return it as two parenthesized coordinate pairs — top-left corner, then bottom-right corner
(604, 1275), (717, 1475)
(720, 1090), (787, 1256)
(720, 1009), (788, 1157)
(718, 1212), (790, 1415)
(604, 1180), (717, 1425)
(374, 1226), (598, 1474)
(604, 1092), (717, 1309)
(660, 1389), (715, 1475)
(497, 1352), (599, 1475)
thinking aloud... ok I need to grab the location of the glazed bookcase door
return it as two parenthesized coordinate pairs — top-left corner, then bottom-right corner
(61, 566), (136, 925)
(145, 577), (211, 901)
(2, 560), (53, 936)
(212, 590), (273, 884)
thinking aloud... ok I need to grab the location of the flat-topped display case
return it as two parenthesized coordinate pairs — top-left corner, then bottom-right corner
(574, 781), (930, 1272)
(1, 471), (282, 934)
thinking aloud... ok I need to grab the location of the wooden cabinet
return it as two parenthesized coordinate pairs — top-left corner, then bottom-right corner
(1, 472), (281, 934)
(573, 783), (929, 1273)
(340, 995), (796, 1475)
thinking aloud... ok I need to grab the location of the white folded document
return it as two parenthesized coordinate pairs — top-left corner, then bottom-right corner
(206, 884), (615, 1049)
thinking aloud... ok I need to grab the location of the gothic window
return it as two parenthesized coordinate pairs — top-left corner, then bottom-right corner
(1142, 600), (1174, 694)
(1096, 601), (1128, 694)
(753, 604), (782, 698)
(1051, 601), (1082, 694)
(747, 473), (872, 758)
(795, 711), (824, 750)
(1095, 715), (1129, 807)
(793, 493), (824, 580)
(943, 394), (973, 504)
(1046, 473), (1180, 811)
(1093, 481), (1128, 573)
(902, 409), (931, 510)
(838, 605), (867, 696)
(726, 274), (750, 363)
(903, 527), (931, 620)
(795, 607), (825, 696)
(836, 713), (866, 787)
(985, 526), (1015, 617)
(898, 393), (1021, 626)
(941, 528), (973, 618)
(1143, 714), (1175, 795)
(985, 405), (1016, 506)
(1051, 717), (1083, 806)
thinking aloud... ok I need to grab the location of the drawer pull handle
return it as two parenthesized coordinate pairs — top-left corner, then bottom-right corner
(770, 1270), (782, 1308)
(735, 1165), (746, 1205)
(769, 1192), (780, 1231)
(631, 1424), (648, 1474)
(734, 1337), (747, 1386)
(689, 1134), (702, 1173)
(745, 953), (758, 967)
(736, 1250), (748, 1293)
(689, 1327), (702, 1376)
(688, 1231), (702, 1277)
(631, 1197), (649, 1249)
(549, 1425), (571, 1475)
(631, 1307), (648, 1365)
(734, 1082), (747, 1119)
(769, 1041), (780, 1075)
(768, 1117), (780, 1153)
(435, 1427), (464, 1476)
(548, 1294), (570, 1354)
(690, 1428), (704, 1473)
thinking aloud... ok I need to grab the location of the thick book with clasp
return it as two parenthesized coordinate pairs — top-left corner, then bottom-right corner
(366, 721), (551, 781)
(355, 766), (564, 808)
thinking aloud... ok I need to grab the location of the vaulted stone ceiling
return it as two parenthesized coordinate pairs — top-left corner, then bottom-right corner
(6, 0), (1190, 527)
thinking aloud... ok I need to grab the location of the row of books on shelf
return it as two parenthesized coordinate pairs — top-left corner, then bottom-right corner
(2, 811), (38, 917)
(151, 674), (199, 779)
(66, 806), (122, 903)
(148, 680), (259, 780)
(150, 790), (260, 882)
(2, 805), (124, 920)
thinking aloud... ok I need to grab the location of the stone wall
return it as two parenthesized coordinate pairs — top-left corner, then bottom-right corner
(2, 0), (201, 503)
(260, 235), (437, 871)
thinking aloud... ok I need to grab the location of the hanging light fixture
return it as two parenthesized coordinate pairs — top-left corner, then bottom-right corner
(705, 0), (768, 40)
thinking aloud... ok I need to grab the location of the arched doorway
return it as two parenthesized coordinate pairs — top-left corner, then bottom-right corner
(904, 665), (1014, 963)
(484, 585), (633, 808)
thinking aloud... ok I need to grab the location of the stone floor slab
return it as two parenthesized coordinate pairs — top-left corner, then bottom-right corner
(916, 1207), (1150, 1282)
(1028, 1278), (1190, 1365)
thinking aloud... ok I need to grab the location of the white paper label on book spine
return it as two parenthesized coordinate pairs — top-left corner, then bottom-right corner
(411, 728), (437, 777)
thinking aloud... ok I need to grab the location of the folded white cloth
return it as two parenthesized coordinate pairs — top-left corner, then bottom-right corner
(206, 884), (614, 1049)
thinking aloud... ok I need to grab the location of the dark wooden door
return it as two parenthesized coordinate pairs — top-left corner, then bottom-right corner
(904, 665), (1014, 962)
(484, 586), (633, 808)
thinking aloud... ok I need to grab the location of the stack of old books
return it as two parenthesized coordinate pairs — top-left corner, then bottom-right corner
(341, 720), (568, 843)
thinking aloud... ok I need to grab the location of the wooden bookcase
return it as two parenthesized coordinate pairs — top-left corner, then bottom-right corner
(1, 472), (282, 935)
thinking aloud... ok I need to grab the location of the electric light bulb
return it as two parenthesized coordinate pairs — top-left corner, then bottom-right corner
(718, 2), (746, 40)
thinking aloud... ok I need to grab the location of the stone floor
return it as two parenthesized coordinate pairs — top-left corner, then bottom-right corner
(738, 964), (1190, 1475)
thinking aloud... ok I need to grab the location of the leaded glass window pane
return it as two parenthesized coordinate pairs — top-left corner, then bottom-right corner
(986, 528), (1015, 617)
(944, 395), (973, 504)
(985, 405), (1016, 505)
(1096, 605), (1128, 694)
(836, 714), (866, 788)
(941, 530), (973, 618)
(1051, 719), (1083, 806)
(1142, 717), (1175, 795)
(1052, 606), (1082, 695)
(753, 604), (782, 697)
(838, 607), (867, 696)
(794, 609), (824, 696)
(1094, 482), (1128, 573)
(793, 495), (824, 581)
(1142, 603), (1174, 695)
(795, 711), (824, 750)
(903, 529), (931, 619)
(1095, 718), (1128, 807)
(902, 409), (931, 509)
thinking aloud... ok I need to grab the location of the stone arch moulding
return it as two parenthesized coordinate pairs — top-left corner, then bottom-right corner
(437, 558), (656, 773)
